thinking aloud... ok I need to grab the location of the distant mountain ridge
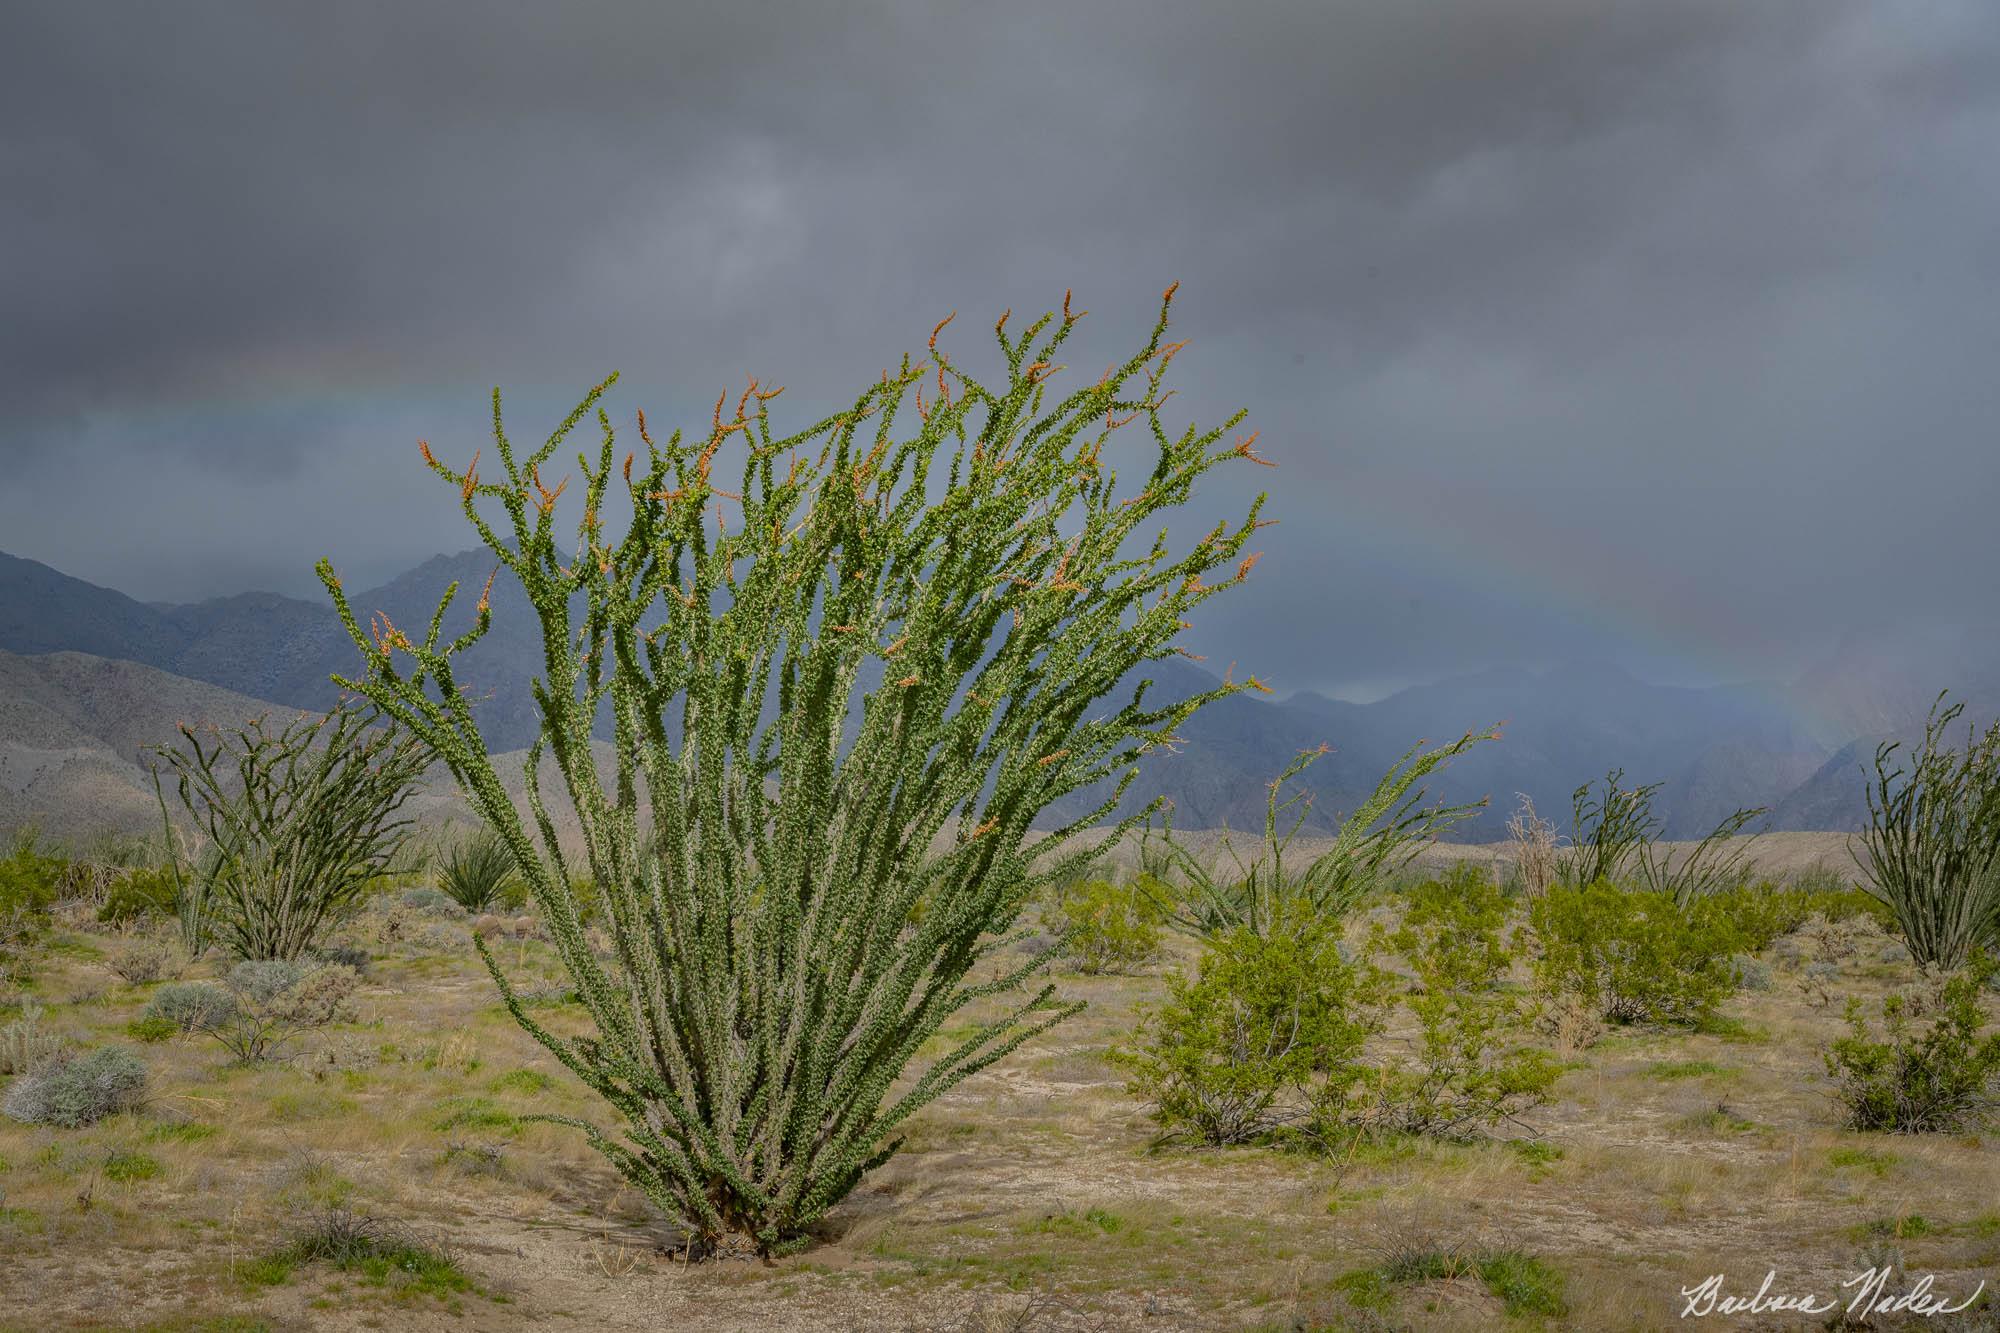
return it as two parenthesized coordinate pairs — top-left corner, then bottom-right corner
(4, 548), (1997, 839)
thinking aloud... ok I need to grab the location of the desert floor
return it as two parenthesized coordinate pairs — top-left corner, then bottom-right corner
(2, 858), (1995, 1332)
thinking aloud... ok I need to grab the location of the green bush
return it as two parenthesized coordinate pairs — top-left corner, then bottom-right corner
(1040, 877), (1164, 974)
(1125, 915), (1386, 1145)
(1528, 883), (1738, 1030)
(2, 1046), (148, 1127)
(1353, 869), (1559, 1137)
(0, 831), (67, 917)
(95, 866), (179, 925)
(1708, 882), (1893, 953)
(1825, 954), (2000, 1132)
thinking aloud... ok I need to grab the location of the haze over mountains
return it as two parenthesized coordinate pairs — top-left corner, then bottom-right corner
(3, 548), (1996, 844)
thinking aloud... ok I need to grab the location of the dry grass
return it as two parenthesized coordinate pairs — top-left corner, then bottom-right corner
(0, 888), (1995, 1332)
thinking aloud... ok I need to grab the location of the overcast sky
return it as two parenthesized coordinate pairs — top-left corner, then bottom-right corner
(4, 1), (1996, 699)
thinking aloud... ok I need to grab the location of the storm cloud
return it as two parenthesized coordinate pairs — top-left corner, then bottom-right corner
(4, 1), (1997, 697)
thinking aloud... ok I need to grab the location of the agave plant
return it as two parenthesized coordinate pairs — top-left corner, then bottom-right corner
(433, 827), (520, 913)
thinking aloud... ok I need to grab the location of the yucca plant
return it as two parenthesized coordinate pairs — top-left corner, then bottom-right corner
(434, 827), (520, 913)
(317, 287), (1268, 1256)
(1858, 693), (2000, 971)
(152, 705), (432, 961)
(1141, 734), (1496, 938)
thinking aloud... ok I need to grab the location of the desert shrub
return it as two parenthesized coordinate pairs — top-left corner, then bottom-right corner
(0, 1002), (70, 1075)
(320, 289), (1267, 1256)
(1528, 883), (1738, 1030)
(152, 701), (433, 961)
(106, 938), (181, 986)
(95, 865), (179, 925)
(1825, 954), (2000, 1133)
(1557, 771), (1763, 907)
(1350, 869), (1559, 1137)
(2, 1046), (147, 1127)
(164, 962), (360, 1064)
(311, 944), (371, 974)
(432, 828), (520, 914)
(1126, 915), (1387, 1146)
(397, 887), (464, 917)
(1857, 693), (2000, 971)
(1040, 877), (1165, 974)
(1730, 954), (1773, 991)
(0, 831), (67, 918)
(145, 981), (238, 1035)
(1141, 737), (1496, 938)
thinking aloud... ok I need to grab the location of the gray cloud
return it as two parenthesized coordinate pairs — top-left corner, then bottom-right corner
(4, 0), (1997, 694)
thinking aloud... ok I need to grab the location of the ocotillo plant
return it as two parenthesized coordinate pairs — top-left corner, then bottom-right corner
(1141, 734), (1497, 938)
(153, 706), (431, 961)
(1859, 692), (2000, 971)
(1557, 769), (1763, 906)
(317, 287), (1269, 1255)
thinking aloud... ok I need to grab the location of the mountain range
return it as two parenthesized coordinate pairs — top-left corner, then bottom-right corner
(3, 548), (1996, 843)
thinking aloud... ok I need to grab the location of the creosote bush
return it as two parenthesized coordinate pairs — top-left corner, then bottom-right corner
(1355, 867), (1558, 1137)
(153, 702), (433, 961)
(1130, 868), (1557, 1147)
(318, 288), (1269, 1256)
(1125, 912), (1386, 1146)
(1825, 953), (2000, 1133)
(1040, 876), (1166, 975)
(1528, 882), (1738, 1032)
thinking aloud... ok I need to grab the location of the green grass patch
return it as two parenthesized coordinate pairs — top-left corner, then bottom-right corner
(1829, 1146), (1898, 1176)
(239, 1209), (480, 1303)
(489, 1067), (555, 1094)
(1509, 1139), (1565, 1177)
(146, 1120), (219, 1145)
(1854, 1214), (1936, 1240)
(0, 1205), (43, 1234)
(126, 1015), (179, 1042)
(102, 1150), (161, 1182)
(1018, 1206), (1127, 1239)
(1647, 1060), (1731, 1080)
(431, 1096), (518, 1133)
(1341, 1245), (1566, 1319)
(268, 1091), (360, 1122)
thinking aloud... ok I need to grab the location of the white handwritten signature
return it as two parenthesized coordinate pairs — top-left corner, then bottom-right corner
(1681, 1268), (1986, 1319)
